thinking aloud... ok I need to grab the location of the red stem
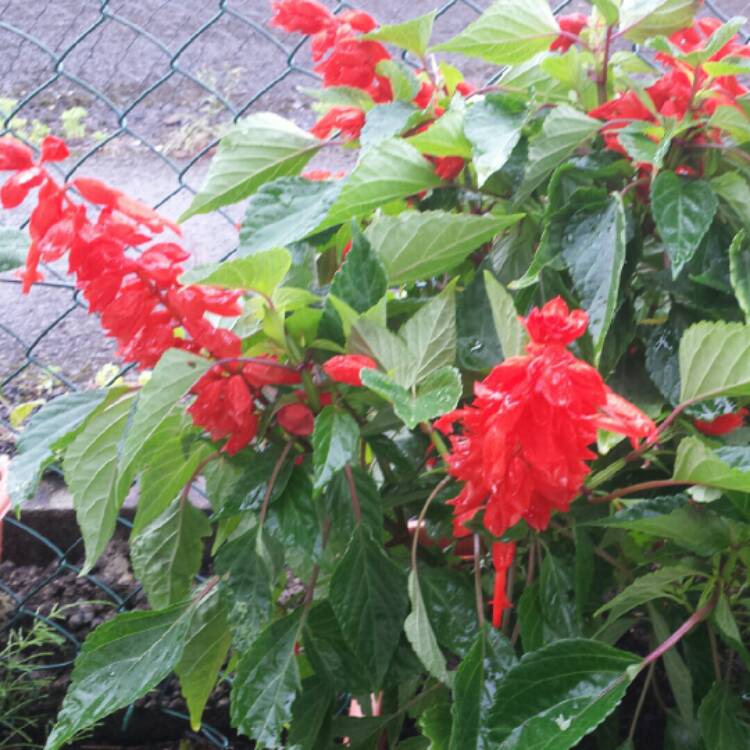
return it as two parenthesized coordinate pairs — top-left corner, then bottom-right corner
(590, 479), (694, 504)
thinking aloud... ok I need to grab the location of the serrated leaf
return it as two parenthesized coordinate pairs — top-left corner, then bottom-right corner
(8, 389), (107, 506)
(620, 0), (700, 43)
(652, 172), (717, 278)
(457, 271), (504, 370)
(230, 611), (302, 745)
(180, 247), (291, 294)
(709, 104), (750, 144)
(679, 321), (750, 402)
(399, 285), (457, 386)
(312, 407), (359, 490)
(361, 366), (462, 430)
(729, 229), (750, 320)
(45, 604), (191, 750)
(362, 11), (436, 56)
(563, 195), (626, 361)
(485, 639), (639, 749)
(376, 59), (420, 101)
(592, 0), (620, 24)
(712, 592), (750, 671)
(320, 139), (441, 229)
(360, 102), (420, 151)
(349, 318), (416, 386)
(711, 171), (750, 231)
(288, 676), (335, 750)
(404, 569), (450, 684)
(674, 436), (750, 492)
(0, 226), (27, 271)
(64, 392), (136, 573)
(515, 107), (600, 204)
(699, 681), (750, 749)
(176, 587), (232, 731)
(465, 95), (527, 186)
(594, 565), (700, 624)
(366, 209), (523, 285)
(329, 525), (408, 688)
(238, 177), (343, 256)
(433, 0), (559, 65)
(130, 499), (210, 609)
(407, 106), (473, 158)
(483, 272), (527, 358)
(180, 113), (321, 221)
(119, 350), (211, 486)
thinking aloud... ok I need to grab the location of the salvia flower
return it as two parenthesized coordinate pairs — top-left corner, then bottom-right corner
(323, 354), (377, 386)
(694, 408), (748, 436)
(550, 13), (588, 52)
(436, 297), (656, 622)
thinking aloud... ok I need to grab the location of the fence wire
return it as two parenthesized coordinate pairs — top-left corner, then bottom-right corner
(0, 0), (747, 746)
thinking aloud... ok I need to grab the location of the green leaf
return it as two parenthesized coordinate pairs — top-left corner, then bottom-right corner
(130, 499), (210, 609)
(120, 349), (212, 485)
(562, 195), (626, 360)
(652, 172), (718, 278)
(312, 407), (360, 491)
(699, 682), (750, 749)
(8, 389), (107, 506)
(712, 592), (750, 671)
(457, 272), (504, 370)
(679, 321), (750, 402)
(515, 107), (601, 204)
(360, 102), (420, 151)
(366, 210), (523, 285)
(361, 366), (462, 430)
(450, 629), (519, 750)
(708, 104), (750, 144)
(592, 0), (620, 24)
(215, 530), (274, 650)
(539, 554), (579, 638)
(180, 247), (291, 294)
(433, 0), (559, 65)
(729, 229), (750, 321)
(399, 285), (457, 387)
(674, 436), (750, 492)
(180, 113), (321, 221)
(711, 171), (750, 231)
(238, 177), (343, 255)
(405, 570), (450, 684)
(288, 676), (334, 750)
(64, 393), (136, 573)
(485, 639), (640, 749)
(45, 604), (192, 750)
(465, 95), (527, 186)
(594, 565), (700, 624)
(329, 525), (409, 688)
(0, 226), (27, 271)
(175, 587), (232, 731)
(376, 59), (420, 101)
(621, 0), (701, 43)
(320, 139), (441, 229)
(362, 11), (436, 56)
(230, 611), (302, 746)
(618, 122), (671, 169)
(483, 271), (528, 358)
(349, 318), (415, 387)
(408, 106), (473, 158)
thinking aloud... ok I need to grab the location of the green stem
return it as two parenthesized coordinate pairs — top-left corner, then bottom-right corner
(301, 370), (321, 412)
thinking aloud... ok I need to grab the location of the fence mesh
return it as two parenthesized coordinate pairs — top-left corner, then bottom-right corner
(0, 0), (747, 745)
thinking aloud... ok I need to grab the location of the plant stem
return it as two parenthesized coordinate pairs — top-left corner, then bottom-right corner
(473, 534), (485, 630)
(420, 421), (450, 460)
(628, 661), (655, 742)
(410, 476), (451, 571)
(344, 464), (362, 525)
(708, 623), (722, 683)
(258, 441), (293, 528)
(641, 588), (720, 669)
(303, 517), (331, 609)
(179, 450), (219, 507)
(597, 26), (613, 106)
(590, 479), (694, 504)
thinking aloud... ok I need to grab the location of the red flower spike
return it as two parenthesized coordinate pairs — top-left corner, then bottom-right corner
(438, 298), (656, 609)
(694, 408), (748, 436)
(39, 136), (70, 163)
(433, 156), (465, 181)
(338, 9), (377, 33)
(242, 359), (302, 389)
(550, 13), (588, 52)
(491, 542), (516, 628)
(414, 80), (436, 109)
(311, 106), (366, 141)
(0, 137), (34, 171)
(270, 0), (334, 35)
(323, 354), (377, 386)
(1, 168), (45, 208)
(277, 402), (316, 436)
(315, 39), (390, 90)
(456, 81), (477, 97)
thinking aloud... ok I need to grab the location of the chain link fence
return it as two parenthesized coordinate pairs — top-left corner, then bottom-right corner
(0, 0), (747, 746)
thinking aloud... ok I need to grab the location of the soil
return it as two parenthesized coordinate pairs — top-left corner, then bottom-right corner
(0, 523), (250, 749)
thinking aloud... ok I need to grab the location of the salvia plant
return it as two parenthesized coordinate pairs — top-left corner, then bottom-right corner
(2, 0), (750, 747)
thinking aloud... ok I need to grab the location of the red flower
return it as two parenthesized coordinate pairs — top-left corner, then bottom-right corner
(303, 169), (346, 180)
(0, 137), (34, 171)
(324, 354), (377, 386)
(491, 542), (515, 628)
(437, 297), (656, 623)
(432, 156), (465, 181)
(270, 0), (334, 35)
(550, 13), (588, 52)
(694, 408), (748, 436)
(456, 81), (477, 97)
(39, 136), (69, 163)
(315, 38), (390, 90)
(277, 402), (316, 436)
(414, 80), (435, 109)
(311, 106), (366, 141)
(243, 359), (302, 389)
